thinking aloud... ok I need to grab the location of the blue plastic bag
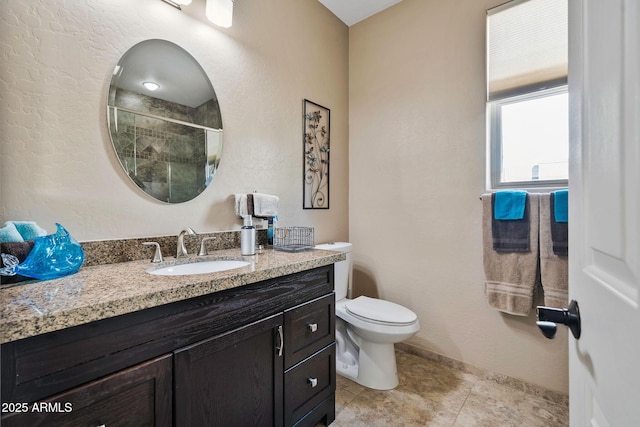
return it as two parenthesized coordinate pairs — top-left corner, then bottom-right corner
(0, 224), (85, 281)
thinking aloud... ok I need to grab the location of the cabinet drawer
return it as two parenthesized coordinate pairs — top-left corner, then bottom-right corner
(284, 293), (335, 368)
(1, 354), (172, 427)
(284, 343), (336, 427)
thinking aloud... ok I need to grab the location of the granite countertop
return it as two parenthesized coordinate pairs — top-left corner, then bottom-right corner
(0, 248), (345, 344)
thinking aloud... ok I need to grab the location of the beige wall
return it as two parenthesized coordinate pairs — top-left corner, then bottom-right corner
(349, 0), (568, 393)
(0, 0), (349, 243)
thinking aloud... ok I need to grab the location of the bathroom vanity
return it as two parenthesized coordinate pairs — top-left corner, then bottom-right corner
(0, 249), (343, 427)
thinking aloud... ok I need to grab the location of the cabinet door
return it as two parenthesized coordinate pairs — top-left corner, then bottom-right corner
(1, 354), (172, 427)
(174, 313), (284, 427)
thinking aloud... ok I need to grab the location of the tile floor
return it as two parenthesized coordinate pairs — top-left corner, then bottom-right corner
(330, 350), (568, 427)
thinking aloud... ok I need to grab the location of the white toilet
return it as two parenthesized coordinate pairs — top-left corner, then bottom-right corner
(316, 242), (420, 390)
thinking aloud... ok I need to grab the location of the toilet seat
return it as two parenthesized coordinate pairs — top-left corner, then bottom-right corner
(345, 296), (417, 326)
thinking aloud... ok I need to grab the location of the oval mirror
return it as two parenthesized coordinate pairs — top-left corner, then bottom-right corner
(107, 39), (223, 203)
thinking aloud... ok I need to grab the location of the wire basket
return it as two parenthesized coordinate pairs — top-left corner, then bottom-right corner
(273, 226), (315, 252)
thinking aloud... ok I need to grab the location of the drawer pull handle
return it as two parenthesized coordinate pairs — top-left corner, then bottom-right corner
(308, 323), (318, 333)
(308, 377), (318, 388)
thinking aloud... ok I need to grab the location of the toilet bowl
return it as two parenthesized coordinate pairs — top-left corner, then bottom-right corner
(316, 242), (420, 390)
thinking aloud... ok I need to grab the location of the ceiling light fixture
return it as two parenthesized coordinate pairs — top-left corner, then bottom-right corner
(206, 0), (234, 28)
(143, 81), (160, 91)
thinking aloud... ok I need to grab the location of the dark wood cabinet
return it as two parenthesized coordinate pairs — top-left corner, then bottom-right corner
(173, 292), (336, 427)
(1, 354), (172, 427)
(174, 313), (284, 427)
(0, 266), (335, 426)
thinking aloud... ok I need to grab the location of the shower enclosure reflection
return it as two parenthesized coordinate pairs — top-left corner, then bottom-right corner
(108, 108), (222, 203)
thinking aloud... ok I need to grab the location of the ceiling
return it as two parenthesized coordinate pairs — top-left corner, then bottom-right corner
(318, 0), (403, 26)
(113, 40), (214, 108)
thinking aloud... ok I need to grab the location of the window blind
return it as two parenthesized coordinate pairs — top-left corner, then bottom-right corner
(487, 0), (568, 101)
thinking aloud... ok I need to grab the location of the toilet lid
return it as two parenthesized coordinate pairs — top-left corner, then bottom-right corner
(345, 296), (417, 325)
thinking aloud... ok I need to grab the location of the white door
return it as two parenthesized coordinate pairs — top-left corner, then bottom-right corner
(569, 0), (640, 426)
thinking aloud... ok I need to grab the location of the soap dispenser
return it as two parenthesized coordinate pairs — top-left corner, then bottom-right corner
(241, 216), (256, 256)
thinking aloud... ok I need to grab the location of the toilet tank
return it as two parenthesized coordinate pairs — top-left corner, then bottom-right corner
(315, 242), (352, 300)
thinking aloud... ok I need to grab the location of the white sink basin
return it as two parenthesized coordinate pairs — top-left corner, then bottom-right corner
(147, 260), (250, 276)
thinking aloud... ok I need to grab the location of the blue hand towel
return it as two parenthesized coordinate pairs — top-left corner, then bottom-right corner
(494, 191), (528, 220)
(11, 221), (48, 240)
(553, 190), (568, 223)
(0, 222), (24, 243)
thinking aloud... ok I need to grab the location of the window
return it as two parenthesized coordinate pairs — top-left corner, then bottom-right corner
(487, 0), (568, 189)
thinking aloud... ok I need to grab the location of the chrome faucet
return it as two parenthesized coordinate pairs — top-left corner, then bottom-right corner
(199, 237), (216, 256)
(142, 242), (164, 263)
(177, 227), (197, 258)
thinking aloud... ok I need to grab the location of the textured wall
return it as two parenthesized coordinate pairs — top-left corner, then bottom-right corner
(349, 0), (568, 393)
(0, 0), (349, 242)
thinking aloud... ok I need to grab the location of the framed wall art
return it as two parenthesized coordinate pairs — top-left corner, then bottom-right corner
(303, 99), (330, 209)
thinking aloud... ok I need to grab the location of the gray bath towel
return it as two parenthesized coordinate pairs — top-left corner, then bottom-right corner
(539, 194), (569, 308)
(549, 192), (568, 256)
(482, 193), (540, 316)
(491, 192), (531, 252)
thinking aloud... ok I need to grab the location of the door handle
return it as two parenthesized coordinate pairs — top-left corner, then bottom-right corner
(536, 299), (581, 339)
(276, 325), (284, 357)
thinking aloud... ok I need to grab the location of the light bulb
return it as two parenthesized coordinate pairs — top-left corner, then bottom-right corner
(206, 0), (233, 28)
(143, 82), (160, 91)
